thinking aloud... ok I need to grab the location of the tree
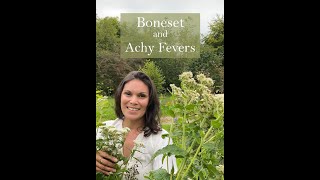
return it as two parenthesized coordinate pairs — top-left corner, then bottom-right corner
(188, 15), (224, 92)
(139, 60), (166, 94)
(96, 51), (133, 95)
(96, 17), (120, 53)
(189, 45), (224, 92)
(203, 15), (224, 60)
(153, 58), (193, 92)
(96, 16), (133, 95)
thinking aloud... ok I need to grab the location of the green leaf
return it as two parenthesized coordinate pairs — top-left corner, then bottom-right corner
(96, 172), (105, 180)
(145, 168), (171, 180)
(205, 163), (216, 175)
(161, 133), (169, 139)
(161, 154), (167, 164)
(203, 142), (215, 151)
(96, 122), (104, 127)
(151, 144), (187, 161)
(174, 104), (183, 109)
(185, 104), (195, 110)
(200, 130), (205, 138)
(211, 119), (222, 128)
(166, 109), (175, 117)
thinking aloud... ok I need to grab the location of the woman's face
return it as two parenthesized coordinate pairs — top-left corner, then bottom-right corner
(121, 79), (149, 122)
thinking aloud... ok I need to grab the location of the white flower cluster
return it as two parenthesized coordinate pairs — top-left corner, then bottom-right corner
(169, 71), (223, 126)
(216, 164), (224, 174)
(96, 125), (131, 159)
(196, 73), (214, 87)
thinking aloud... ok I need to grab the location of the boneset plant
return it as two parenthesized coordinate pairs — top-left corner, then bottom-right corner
(96, 124), (144, 180)
(146, 72), (224, 180)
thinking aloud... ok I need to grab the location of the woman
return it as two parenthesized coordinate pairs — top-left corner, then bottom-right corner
(96, 71), (177, 179)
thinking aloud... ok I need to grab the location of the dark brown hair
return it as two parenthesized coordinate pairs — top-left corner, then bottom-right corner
(115, 71), (161, 137)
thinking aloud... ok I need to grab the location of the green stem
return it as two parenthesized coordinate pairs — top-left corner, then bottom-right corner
(175, 138), (197, 180)
(187, 139), (197, 153)
(119, 153), (131, 180)
(204, 131), (220, 144)
(199, 115), (208, 128)
(176, 113), (187, 179)
(193, 167), (204, 179)
(204, 114), (223, 144)
(175, 158), (187, 180)
(167, 116), (175, 172)
(181, 125), (214, 179)
(169, 117), (174, 140)
(167, 156), (169, 173)
(182, 109), (187, 150)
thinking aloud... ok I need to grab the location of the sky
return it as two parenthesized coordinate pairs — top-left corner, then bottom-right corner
(96, 0), (224, 36)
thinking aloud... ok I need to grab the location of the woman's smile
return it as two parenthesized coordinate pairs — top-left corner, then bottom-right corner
(121, 79), (149, 122)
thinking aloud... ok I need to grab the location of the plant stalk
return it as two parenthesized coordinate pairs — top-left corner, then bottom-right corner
(181, 125), (214, 179)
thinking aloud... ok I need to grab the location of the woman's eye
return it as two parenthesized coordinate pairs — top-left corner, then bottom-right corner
(138, 94), (146, 98)
(124, 92), (131, 96)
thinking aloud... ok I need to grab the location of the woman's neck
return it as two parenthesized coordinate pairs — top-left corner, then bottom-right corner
(122, 118), (144, 132)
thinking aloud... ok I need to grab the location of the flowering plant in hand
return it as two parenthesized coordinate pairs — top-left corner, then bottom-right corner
(96, 124), (131, 180)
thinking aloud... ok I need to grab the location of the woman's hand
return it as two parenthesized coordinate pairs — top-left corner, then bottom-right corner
(96, 150), (118, 175)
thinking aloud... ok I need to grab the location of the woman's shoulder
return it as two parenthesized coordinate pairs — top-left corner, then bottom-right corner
(142, 128), (172, 153)
(102, 118), (123, 128)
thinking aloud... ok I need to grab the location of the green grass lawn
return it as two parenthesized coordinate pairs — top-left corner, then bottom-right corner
(159, 94), (172, 117)
(104, 97), (116, 120)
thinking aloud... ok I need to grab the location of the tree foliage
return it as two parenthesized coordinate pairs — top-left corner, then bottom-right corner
(96, 16), (132, 95)
(189, 15), (224, 92)
(96, 14), (224, 95)
(153, 58), (193, 92)
(139, 60), (166, 94)
(189, 45), (224, 92)
(96, 17), (120, 53)
(96, 51), (132, 95)
(203, 15), (224, 58)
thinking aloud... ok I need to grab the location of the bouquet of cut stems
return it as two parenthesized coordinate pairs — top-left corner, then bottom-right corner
(96, 124), (131, 180)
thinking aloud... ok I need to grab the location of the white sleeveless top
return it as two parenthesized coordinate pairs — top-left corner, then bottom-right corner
(97, 118), (178, 180)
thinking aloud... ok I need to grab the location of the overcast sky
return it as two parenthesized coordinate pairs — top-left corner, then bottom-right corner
(96, 0), (224, 36)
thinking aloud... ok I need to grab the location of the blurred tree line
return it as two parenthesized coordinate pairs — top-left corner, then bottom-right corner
(96, 14), (224, 96)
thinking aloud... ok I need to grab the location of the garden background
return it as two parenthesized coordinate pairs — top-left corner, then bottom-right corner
(96, 13), (224, 179)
